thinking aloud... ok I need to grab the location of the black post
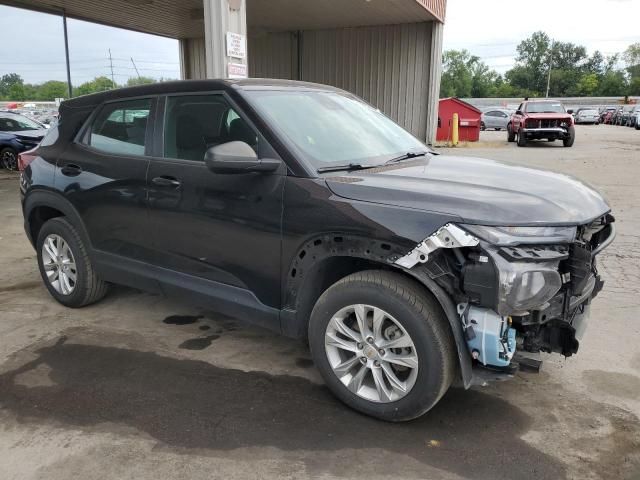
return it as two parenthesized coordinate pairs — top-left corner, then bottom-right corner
(62, 10), (72, 98)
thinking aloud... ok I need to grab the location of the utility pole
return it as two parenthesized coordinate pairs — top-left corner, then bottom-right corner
(545, 40), (554, 98)
(130, 57), (141, 80)
(108, 49), (115, 88)
(62, 10), (72, 98)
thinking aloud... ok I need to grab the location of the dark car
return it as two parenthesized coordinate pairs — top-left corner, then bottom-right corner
(507, 100), (575, 147)
(19, 80), (615, 421)
(0, 112), (47, 170)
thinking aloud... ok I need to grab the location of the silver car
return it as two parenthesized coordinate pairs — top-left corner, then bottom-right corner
(481, 109), (511, 131)
(575, 109), (600, 125)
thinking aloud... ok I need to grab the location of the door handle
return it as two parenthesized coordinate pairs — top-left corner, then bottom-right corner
(152, 176), (181, 188)
(61, 163), (82, 176)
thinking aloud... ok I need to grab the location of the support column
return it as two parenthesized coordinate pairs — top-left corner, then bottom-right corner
(426, 21), (444, 145)
(203, 0), (247, 79)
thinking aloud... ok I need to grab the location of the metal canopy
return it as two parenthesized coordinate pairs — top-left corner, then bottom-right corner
(1, 0), (442, 39)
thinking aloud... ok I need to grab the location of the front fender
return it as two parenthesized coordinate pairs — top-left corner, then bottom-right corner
(281, 232), (473, 389)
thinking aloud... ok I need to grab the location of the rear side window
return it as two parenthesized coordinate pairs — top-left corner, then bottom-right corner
(88, 99), (151, 156)
(163, 94), (257, 162)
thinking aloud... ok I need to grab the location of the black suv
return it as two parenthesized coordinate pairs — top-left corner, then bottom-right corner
(20, 80), (615, 421)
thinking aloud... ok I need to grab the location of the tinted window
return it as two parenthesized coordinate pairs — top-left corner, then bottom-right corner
(0, 114), (42, 131)
(163, 94), (257, 162)
(89, 99), (151, 156)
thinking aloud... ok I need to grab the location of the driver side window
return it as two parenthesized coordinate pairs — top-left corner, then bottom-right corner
(163, 94), (258, 162)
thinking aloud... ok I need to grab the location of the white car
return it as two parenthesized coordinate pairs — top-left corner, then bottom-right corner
(575, 109), (600, 125)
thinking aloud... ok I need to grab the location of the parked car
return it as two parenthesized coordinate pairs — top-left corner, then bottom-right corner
(626, 105), (640, 128)
(574, 109), (600, 125)
(19, 80), (615, 421)
(481, 109), (511, 131)
(600, 107), (617, 124)
(0, 112), (47, 170)
(631, 109), (640, 130)
(507, 100), (575, 147)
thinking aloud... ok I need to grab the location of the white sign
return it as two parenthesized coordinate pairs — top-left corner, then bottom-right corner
(228, 62), (248, 79)
(226, 32), (246, 59)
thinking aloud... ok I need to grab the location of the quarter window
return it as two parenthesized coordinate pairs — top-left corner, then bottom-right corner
(163, 94), (257, 162)
(89, 99), (151, 156)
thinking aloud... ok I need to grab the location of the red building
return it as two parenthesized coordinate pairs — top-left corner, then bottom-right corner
(436, 97), (482, 142)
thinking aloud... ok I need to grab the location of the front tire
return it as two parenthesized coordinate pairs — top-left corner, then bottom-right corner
(0, 147), (18, 170)
(517, 131), (527, 147)
(36, 217), (109, 307)
(507, 124), (515, 142)
(308, 270), (456, 422)
(563, 126), (575, 147)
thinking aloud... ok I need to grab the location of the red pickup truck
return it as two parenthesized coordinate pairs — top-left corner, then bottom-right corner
(507, 100), (575, 147)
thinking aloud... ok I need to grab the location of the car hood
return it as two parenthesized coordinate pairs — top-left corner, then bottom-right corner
(13, 129), (46, 141)
(325, 156), (610, 226)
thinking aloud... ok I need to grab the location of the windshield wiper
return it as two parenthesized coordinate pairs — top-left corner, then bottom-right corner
(385, 150), (431, 164)
(317, 163), (379, 173)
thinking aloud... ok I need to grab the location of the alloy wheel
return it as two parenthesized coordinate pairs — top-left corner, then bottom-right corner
(41, 234), (77, 295)
(1, 150), (17, 170)
(324, 304), (419, 403)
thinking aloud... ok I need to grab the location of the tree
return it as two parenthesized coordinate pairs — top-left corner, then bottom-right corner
(126, 76), (156, 87)
(36, 80), (68, 101)
(577, 73), (599, 96)
(440, 49), (499, 98)
(0, 73), (24, 99)
(598, 70), (627, 96)
(73, 76), (117, 96)
(507, 31), (552, 95)
(623, 43), (640, 80)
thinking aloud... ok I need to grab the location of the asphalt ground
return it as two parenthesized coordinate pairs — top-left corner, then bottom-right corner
(0, 123), (639, 479)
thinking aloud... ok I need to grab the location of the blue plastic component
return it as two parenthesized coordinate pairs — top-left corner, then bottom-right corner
(463, 305), (516, 367)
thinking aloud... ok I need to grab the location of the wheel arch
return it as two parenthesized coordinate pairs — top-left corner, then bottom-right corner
(280, 233), (473, 388)
(24, 190), (92, 251)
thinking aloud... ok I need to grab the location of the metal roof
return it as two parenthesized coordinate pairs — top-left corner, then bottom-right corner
(1, 0), (444, 39)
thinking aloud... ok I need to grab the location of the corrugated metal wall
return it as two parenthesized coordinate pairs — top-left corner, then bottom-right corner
(248, 32), (298, 80)
(179, 37), (207, 80)
(300, 24), (432, 139)
(247, 23), (433, 139)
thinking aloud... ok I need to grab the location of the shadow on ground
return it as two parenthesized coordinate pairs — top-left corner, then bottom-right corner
(0, 336), (565, 479)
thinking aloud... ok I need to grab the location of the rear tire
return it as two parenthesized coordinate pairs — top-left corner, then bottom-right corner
(0, 147), (18, 170)
(480, 122), (486, 131)
(547, 138), (555, 142)
(495, 127), (501, 131)
(308, 270), (456, 422)
(507, 124), (515, 142)
(517, 131), (527, 147)
(563, 126), (575, 147)
(36, 217), (109, 307)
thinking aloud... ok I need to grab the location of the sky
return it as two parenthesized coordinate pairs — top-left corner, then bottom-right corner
(0, 5), (180, 85)
(1, 0), (639, 86)
(443, 0), (640, 73)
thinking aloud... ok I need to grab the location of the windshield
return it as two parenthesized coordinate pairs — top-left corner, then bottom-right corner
(580, 110), (598, 115)
(243, 90), (426, 169)
(0, 114), (42, 132)
(525, 102), (566, 114)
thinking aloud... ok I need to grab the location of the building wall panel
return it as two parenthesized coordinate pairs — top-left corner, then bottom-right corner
(299, 23), (432, 139)
(248, 32), (297, 80)
(179, 37), (207, 80)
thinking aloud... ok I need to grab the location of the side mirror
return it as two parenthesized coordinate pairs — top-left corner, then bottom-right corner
(515, 110), (523, 116)
(204, 141), (281, 174)
(567, 109), (574, 114)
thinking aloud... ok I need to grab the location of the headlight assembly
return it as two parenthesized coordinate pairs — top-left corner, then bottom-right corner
(488, 248), (563, 315)
(460, 224), (576, 246)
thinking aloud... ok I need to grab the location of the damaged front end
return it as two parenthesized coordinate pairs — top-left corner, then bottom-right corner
(395, 216), (615, 376)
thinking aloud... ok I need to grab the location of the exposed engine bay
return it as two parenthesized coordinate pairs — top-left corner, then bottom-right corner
(396, 215), (615, 374)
